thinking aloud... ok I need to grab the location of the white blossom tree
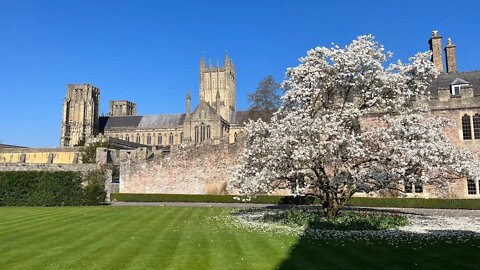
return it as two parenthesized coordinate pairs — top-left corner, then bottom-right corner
(229, 35), (480, 218)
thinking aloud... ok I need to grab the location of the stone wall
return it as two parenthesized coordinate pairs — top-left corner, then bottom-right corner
(120, 142), (243, 194)
(0, 147), (82, 164)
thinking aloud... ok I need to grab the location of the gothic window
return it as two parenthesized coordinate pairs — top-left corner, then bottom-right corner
(136, 134), (140, 144)
(125, 134), (130, 141)
(169, 133), (174, 145)
(147, 134), (151, 145)
(195, 126), (199, 142)
(234, 132), (237, 143)
(158, 134), (162, 145)
(206, 125), (211, 139)
(467, 178), (477, 195)
(180, 132), (183, 143)
(473, 114), (480, 140)
(462, 114), (472, 140)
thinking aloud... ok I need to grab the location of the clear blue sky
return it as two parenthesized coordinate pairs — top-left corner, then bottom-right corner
(1, 0), (479, 147)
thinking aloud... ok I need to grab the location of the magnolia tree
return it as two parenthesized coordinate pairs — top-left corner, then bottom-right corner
(229, 35), (480, 218)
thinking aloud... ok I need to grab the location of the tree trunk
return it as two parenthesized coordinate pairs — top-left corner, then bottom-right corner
(322, 195), (342, 219)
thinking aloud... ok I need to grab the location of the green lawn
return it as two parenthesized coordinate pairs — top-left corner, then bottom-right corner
(0, 206), (479, 270)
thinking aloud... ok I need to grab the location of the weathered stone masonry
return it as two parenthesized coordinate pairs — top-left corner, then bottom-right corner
(120, 143), (243, 194)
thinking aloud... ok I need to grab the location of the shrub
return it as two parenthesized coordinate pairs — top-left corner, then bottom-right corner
(81, 141), (111, 164)
(257, 208), (408, 230)
(83, 170), (107, 205)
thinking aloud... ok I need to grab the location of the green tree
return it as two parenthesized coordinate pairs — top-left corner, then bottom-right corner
(81, 141), (111, 164)
(83, 170), (107, 205)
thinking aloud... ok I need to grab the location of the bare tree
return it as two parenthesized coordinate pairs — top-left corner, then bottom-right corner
(247, 75), (281, 122)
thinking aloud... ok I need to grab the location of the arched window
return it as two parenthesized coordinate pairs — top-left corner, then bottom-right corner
(473, 113), (480, 140)
(136, 134), (140, 143)
(125, 134), (130, 141)
(158, 134), (162, 145)
(180, 132), (183, 143)
(206, 125), (211, 139)
(195, 126), (199, 142)
(169, 133), (174, 145)
(234, 132), (238, 143)
(462, 114), (472, 140)
(146, 134), (151, 145)
(467, 178), (477, 195)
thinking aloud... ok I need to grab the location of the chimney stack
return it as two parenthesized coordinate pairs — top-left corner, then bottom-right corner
(429, 30), (444, 73)
(445, 38), (457, 73)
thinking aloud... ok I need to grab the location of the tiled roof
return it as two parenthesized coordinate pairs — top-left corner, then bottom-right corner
(0, 143), (26, 148)
(138, 114), (185, 128)
(99, 114), (185, 131)
(428, 71), (480, 97)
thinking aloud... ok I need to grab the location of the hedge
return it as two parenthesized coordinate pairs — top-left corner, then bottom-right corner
(345, 197), (480, 210)
(0, 171), (106, 206)
(110, 193), (318, 204)
(111, 193), (480, 209)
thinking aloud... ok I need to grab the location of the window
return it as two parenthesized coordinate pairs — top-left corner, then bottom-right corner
(136, 134), (140, 143)
(404, 183), (412, 193)
(414, 184), (423, 193)
(206, 125), (211, 139)
(451, 85), (461, 96)
(180, 132), (183, 143)
(146, 134), (151, 145)
(234, 132), (238, 143)
(467, 179), (477, 195)
(169, 133), (174, 145)
(195, 126), (199, 142)
(473, 114), (480, 140)
(125, 135), (130, 142)
(462, 114), (472, 140)
(158, 134), (162, 145)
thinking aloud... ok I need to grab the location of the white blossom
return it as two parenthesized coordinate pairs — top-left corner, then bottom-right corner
(228, 35), (480, 217)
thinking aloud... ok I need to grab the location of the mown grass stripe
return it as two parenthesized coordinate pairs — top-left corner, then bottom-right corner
(119, 207), (190, 269)
(0, 207), (93, 245)
(14, 208), (128, 270)
(0, 208), (117, 267)
(81, 207), (184, 269)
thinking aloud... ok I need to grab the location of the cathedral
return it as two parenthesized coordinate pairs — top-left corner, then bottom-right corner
(60, 54), (247, 147)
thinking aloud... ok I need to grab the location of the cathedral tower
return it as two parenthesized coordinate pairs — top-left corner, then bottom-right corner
(199, 54), (236, 122)
(60, 84), (100, 147)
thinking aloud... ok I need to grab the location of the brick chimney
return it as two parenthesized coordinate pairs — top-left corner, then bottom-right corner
(429, 30), (444, 73)
(445, 38), (457, 73)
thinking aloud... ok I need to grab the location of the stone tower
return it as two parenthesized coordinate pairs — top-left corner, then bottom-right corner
(60, 84), (100, 147)
(109, 100), (136, 116)
(199, 54), (236, 122)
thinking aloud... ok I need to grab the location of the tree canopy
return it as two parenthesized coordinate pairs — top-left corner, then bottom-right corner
(247, 75), (281, 121)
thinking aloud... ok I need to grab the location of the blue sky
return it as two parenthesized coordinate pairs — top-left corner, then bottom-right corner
(1, 0), (479, 147)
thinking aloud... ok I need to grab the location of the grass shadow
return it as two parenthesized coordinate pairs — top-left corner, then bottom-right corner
(276, 225), (480, 269)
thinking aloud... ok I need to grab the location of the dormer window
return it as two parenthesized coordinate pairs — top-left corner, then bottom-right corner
(451, 85), (461, 96)
(450, 78), (470, 96)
